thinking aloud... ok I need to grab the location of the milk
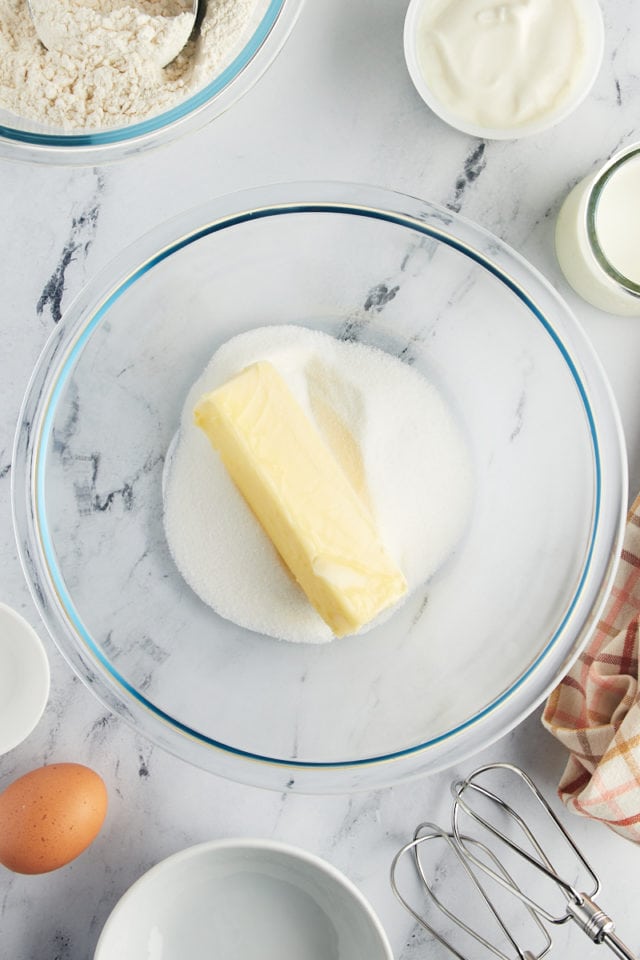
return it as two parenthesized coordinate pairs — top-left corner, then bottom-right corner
(555, 145), (640, 316)
(595, 155), (640, 284)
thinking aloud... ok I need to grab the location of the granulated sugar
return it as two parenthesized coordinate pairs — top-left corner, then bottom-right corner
(0, 0), (260, 129)
(163, 325), (474, 644)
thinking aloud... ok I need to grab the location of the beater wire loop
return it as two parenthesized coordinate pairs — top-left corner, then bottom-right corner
(390, 822), (551, 960)
(391, 763), (638, 960)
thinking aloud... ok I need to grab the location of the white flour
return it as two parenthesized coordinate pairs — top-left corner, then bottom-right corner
(0, 0), (260, 129)
(30, 0), (194, 66)
(163, 325), (474, 644)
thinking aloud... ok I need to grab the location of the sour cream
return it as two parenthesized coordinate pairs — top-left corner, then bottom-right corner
(555, 144), (640, 316)
(404, 0), (604, 138)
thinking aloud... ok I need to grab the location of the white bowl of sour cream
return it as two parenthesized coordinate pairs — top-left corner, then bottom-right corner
(404, 0), (604, 140)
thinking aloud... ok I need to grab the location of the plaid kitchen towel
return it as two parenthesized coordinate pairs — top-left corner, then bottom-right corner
(542, 491), (640, 843)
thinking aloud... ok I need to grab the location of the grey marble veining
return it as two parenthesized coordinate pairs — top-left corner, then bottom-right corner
(2, 0), (640, 957)
(36, 173), (105, 325)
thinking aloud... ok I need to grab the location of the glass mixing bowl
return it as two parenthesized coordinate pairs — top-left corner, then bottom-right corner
(0, 0), (303, 165)
(12, 182), (627, 792)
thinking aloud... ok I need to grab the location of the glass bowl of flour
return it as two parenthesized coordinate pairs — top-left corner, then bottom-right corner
(13, 182), (627, 791)
(0, 0), (302, 164)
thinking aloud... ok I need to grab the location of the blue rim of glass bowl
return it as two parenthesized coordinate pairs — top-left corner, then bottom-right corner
(0, 0), (284, 147)
(34, 202), (601, 770)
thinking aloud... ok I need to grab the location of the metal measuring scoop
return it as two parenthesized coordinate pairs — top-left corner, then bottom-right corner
(27, 0), (200, 69)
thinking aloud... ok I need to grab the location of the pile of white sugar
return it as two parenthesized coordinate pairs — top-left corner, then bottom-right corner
(0, 0), (260, 129)
(163, 325), (474, 645)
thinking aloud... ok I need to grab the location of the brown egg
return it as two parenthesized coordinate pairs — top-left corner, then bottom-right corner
(0, 763), (107, 874)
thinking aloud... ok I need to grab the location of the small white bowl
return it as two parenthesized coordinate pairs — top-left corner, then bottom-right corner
(94, 839), (394, 960)
(403, 0), (605, 140)
(0, 602), (50, 754)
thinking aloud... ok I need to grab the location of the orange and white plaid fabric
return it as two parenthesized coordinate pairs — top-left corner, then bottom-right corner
(542, 491), (640, 843)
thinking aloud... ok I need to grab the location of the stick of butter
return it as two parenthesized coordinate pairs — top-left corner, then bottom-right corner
(193, 361), (407, 637)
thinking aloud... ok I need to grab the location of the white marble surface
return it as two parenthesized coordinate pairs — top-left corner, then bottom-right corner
(2, 1), (640, 958)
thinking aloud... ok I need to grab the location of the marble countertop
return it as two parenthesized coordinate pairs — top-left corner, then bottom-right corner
(2, 0), (640, 957)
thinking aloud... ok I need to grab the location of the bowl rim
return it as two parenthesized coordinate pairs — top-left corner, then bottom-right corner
(402, 0), (605, 140)
(12, 181), (628, 791)
(93, 837), (394, 960)
(0, 0), (304, 165)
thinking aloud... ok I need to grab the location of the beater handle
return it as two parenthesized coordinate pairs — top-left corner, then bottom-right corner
(567, 895), (638, 960)
(601, 932), (639, 960)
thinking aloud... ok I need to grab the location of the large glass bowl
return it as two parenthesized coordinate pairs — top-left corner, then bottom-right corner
(12, 182), (627, 792)
(0, 0), (303, 165)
